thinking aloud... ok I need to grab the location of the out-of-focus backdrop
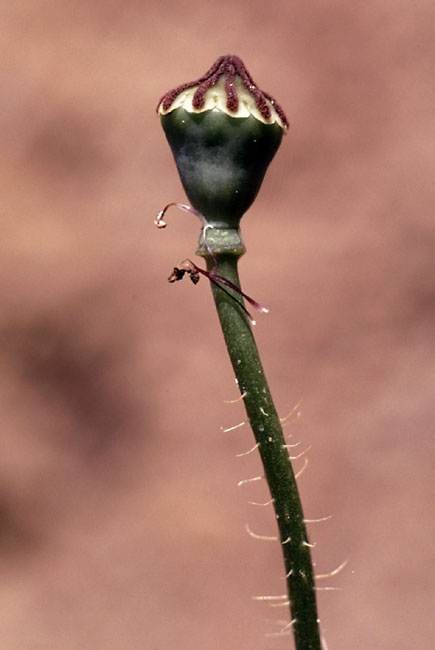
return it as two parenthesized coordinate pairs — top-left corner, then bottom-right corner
(1, 1), (434, 648)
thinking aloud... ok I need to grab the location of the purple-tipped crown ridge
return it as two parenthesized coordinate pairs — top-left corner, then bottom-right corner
(157, 54), (289, 129)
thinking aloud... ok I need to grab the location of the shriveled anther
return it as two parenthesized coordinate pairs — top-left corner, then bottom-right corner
(168, 267), (186, 283)
(157, 54), (289, 129)
(168, 260), (199, 285)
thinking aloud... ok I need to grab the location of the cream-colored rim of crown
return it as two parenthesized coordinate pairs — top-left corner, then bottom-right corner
(159, 76), (286, 130)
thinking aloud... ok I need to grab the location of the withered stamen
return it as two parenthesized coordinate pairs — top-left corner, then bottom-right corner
(166, 257), (269, 326)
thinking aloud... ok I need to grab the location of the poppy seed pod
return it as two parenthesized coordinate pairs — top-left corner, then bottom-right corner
(157, 55), (288, 229)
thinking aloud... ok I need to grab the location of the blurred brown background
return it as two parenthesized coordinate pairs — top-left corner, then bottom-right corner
(1, 1), (434, 648)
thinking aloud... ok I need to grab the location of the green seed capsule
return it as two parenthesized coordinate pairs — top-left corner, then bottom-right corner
(157, 55), (288, 229)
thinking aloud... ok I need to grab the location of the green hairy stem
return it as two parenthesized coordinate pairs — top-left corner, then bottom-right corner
(199, 235), (321, 650)
(157, 54), (322, 650)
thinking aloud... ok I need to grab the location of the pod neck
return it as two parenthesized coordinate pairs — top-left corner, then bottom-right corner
(196, 225), (246, 260)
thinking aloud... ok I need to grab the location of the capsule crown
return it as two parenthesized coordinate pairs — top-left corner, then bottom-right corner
(157, 54), (288, 131)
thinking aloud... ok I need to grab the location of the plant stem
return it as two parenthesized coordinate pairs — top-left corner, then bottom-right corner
(204, 249), (321, 650)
